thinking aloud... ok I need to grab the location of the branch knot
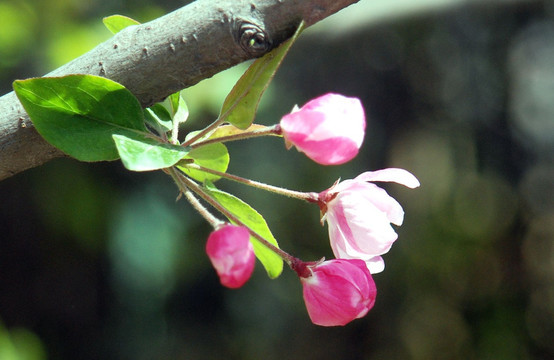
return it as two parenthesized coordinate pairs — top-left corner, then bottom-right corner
(235, 20), (271, 56)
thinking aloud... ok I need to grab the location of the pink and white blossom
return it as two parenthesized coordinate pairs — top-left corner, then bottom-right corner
(206, 224), (255, 289)
(279, 93), (366, 165)
(294, 258), (377, 326)
(318, 168), (420, 273)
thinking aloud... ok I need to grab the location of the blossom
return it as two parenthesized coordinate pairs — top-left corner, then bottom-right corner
(294, 258), (377, 326)
(279, 93), (366, 165)
(205, 224), (255, 288)
(318, 168), (420, 273)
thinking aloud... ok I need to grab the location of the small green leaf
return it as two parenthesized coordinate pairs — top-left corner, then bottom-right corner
(220, 21), (305, 129)
(113, 134), (190, 171)
(172, 93), (189, 126)
(103, 15), (140, 34)
(204, 184), (283, 278)
(13, 74), (147, 161)
(144, 104), (173, 133)
(177, 143), (229, 182)
(168, 91), (181, 114)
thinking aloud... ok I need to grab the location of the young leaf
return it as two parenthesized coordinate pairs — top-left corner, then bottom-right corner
(168, 91), (180, 114)
(204, 184), (283, 279)
(173, 95), (189, 126)
(219, 21), (305, 130)
(177, 143), (229, 182)
(168, 91), (189, 125)
(113, 134), (190, 171)
(144, 104), (173, 133)
(103, 15), (140, 34)
(13, 75), (147, 162)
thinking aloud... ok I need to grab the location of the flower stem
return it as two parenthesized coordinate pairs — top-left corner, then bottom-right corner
(179, 164), (319, 203)
(171, 168), (298, 265)
(190, 124), (282, 149)
(168, 168), (223, 228)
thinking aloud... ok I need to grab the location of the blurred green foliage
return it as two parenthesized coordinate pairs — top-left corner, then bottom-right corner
(0, 321), (46, 360)
(1, 0), (553, 359)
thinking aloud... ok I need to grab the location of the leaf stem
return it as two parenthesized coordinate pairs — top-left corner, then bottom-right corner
(171, 118), (180, 145)
(181, 163), (318, 203)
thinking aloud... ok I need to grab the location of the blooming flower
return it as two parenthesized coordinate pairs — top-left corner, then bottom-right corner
(279, 93), (366, 165)
(206, 224), (255, 288)
(318, 168), (420, 273)
(294, 258), (377, 326)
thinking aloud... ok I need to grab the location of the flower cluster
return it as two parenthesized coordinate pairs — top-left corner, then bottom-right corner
(14, 23), (419, 330)
(201, 93), (419, 326)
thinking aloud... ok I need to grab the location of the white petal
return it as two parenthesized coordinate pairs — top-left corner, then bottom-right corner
(362, 184), (405, 226)
(356, 168), (420, 189)
(328, 197), (398, 256)
(365, 256), (385, 274)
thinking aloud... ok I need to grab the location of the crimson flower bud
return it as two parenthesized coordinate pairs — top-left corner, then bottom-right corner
(295, 259), (377, 326)
(279, 93), (366, 165)
(206, 224), (255, 289)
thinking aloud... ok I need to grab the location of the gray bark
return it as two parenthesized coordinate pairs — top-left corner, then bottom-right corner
(0, 0), (359, 180)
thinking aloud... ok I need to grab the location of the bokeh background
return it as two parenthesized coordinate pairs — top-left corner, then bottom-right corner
(1, 0), (553, 359)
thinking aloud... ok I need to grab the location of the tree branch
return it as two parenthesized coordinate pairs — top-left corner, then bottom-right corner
(0, 0), (360, 181)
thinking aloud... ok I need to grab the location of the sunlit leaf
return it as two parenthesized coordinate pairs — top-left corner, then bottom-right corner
(219, 21), (305, 129)
(184, 124), (279, 148)
(113, 134), (190, 171)
(177, 143), (229, 182)
(204, 184), (283, 278)
(208, 124), (279, 139)
(103, 15), (140, 34)
(13, 74), (147, 161)
(144, 104), (173, 133)
(168, 91), (189, 125)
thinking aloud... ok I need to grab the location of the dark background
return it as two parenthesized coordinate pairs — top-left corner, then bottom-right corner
(1, 0), (553, 359)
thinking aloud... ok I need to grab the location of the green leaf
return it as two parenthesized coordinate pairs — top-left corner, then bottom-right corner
(177, 143), (229, 182)
(113, 134), (190, 171)
(219, 21), (305, 129)
(103, 15), (140, 34)
(144, 104), (173, 133)
(13, 74), (147, 161)
(208, 124), (281, 140)
(172, 93), (189, 126)
(167, 91), (189, 125)
(204, 184), (283, 279)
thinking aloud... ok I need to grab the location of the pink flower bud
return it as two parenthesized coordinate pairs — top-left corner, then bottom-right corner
(319, 168), (420, 273)
(279, 93), (366, 165)
(206, 225), (255, 289)
(294, 259), (377, 326)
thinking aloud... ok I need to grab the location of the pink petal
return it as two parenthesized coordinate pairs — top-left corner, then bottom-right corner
(300, 259), (376, 326)
(333, 180), (405, 225)
(206, 225), (255, 289)
(280, 93), (366, 165)
(326, 195), (399, 259)
(289, 135), (361, 165)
